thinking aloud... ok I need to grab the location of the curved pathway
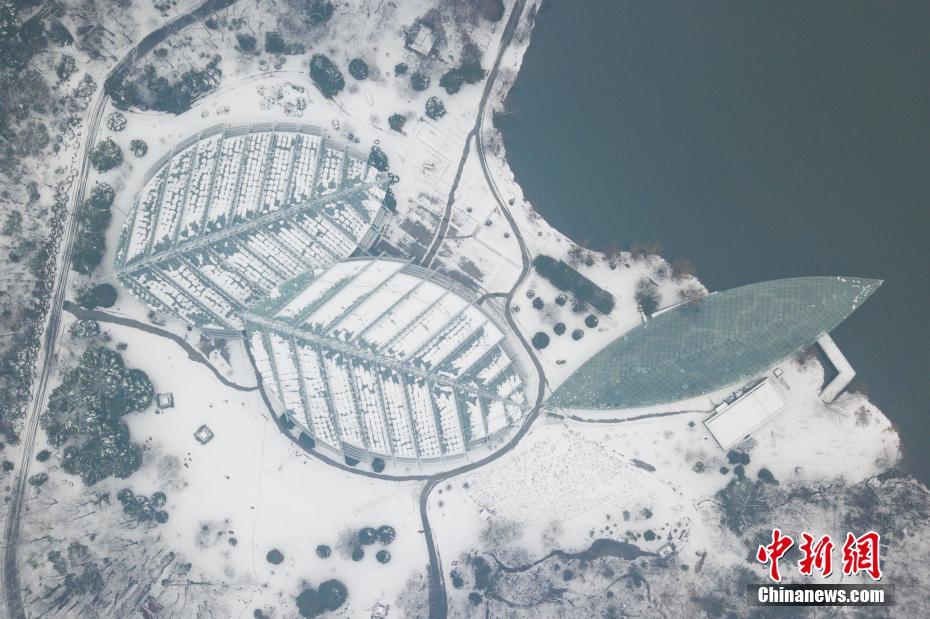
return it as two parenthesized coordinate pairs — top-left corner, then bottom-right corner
(1, 2), (238, 617)
(415, 2), (547, 616)
(62, 301), (256, 392)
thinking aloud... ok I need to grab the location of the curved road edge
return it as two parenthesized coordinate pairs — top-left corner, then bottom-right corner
(1, 2), (239, 617)
(62, 301), (257, 392)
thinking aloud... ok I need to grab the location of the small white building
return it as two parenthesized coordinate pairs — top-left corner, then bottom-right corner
(194, 425), (215, 445)
(408, 23), (436, 56)
(156, 392), (174, 409)
(704, 379), (787, 451)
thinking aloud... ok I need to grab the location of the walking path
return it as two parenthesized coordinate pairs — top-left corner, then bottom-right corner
(1, 2), (239, 617)
(62, 301), (257, 392)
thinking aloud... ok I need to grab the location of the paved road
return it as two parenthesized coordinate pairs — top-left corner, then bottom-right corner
(416, 2), (547, 616)
(420, 0), (528, 269)
(3, 1), (538, 616)
(0, 2), (238, 617)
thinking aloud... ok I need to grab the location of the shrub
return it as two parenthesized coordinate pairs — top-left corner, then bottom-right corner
(410, 71), (429, 91)
(56, 55), (77, 81)
(439, 60), (485, 95)
(480, 0), (505, 21)
(69, 319), (100, 339)
(266, 549), (284, 565)
(89, 139), (123, 172)
(318, 580), (347, 611)
(757, 468), (778, 485)
(439, 69), (464, 95)
(36, 450), (51, 462)
(129, 139), (147, 157)
(296, 588), (322, 618)
(29, 472), (49, 487)
(236, 33), (257, 53)
(304, 0), (334, 26)
(394, 62), (408, 76)
(106, 112), (126, 132)
(2, 210), (22, 236)
(75, 283), (117, 309)
(348, 58), (368, 80)
(531, 332), (549, 350)
(727, 450), (751, 466)
(382, 188), (396, 212)
(367, 146), (389, 172)
(388, 113), (406, 132)
(264, 32), (286, 54)
(377, 525), (395, 545)
(425, 96), (445, 119)
(358, 527), (378, 545)
(309, 54), (344, 98)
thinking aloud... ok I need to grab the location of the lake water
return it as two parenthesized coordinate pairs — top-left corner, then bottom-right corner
(503, 1), (930, 483)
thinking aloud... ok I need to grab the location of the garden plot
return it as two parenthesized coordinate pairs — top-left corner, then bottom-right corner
(123, 167), (168, 264)
(231, 133), (274, 223)
(288, 134), (322, 203)
(151, 145), (196, 250)
(302, 259), (407, 333)
(327, 272), (422, 343)
(177, 134), (223, 239)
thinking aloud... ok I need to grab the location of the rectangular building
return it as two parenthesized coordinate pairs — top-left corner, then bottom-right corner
(704, 379), (787, 451)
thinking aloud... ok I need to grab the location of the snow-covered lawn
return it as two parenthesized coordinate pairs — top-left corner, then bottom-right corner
(111, 322), (428, 615)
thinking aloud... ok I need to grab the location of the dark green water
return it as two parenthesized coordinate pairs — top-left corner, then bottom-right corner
(502, 1), (930, 483)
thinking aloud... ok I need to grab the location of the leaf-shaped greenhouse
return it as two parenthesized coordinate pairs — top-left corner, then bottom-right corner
(551, 276), (881, 410)
(245, 258), (537, 467)
(115, 124), (390, 331)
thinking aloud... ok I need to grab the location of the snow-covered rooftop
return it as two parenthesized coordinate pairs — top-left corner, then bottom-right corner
(704, 378), (787, 450)
(551, 276), (881, 409)
(114, 123), (389, 331)
(244, 257), (533, 469)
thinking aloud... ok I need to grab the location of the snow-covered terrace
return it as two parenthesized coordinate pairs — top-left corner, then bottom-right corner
(244, 257), (536, 470)
(114, 124), (389, 331)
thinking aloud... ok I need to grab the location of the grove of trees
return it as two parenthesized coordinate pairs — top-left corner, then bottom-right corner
(89, 138), (123, 172)
(297, 579), (347, 617)
(40, 346), (154, 485)
(72, 183), (115, 275)
(309, 54), (344, 98)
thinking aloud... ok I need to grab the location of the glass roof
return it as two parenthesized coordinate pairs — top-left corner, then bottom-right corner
(550, 276), (881, 409)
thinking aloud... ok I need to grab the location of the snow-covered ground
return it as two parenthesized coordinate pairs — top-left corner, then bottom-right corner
(12, 0), (928, 616)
